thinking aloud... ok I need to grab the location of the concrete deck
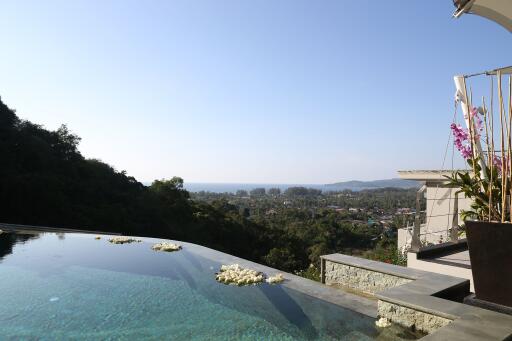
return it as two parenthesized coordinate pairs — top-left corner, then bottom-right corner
(426, 250), (471, 268)
(408, 242), (474, 291)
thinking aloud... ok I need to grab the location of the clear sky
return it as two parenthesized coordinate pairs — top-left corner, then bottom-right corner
(1, 1), (511, 184)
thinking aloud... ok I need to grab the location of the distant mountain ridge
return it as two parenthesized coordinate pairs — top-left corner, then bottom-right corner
(325, 178), (420, 191)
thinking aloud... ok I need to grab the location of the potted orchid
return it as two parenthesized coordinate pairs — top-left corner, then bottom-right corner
(446, 74), (512, 307)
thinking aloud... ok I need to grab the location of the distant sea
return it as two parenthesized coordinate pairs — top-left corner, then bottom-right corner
(142, 179), (420, 193)
(183, 183), (326, 193)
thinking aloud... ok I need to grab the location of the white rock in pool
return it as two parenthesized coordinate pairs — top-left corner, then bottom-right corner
(375, 317), (391, 328)
(216, 264), (265, 286)
(108, 236), (141, 244)
(266, 273), (285, 284)
(152, 242), (182, 252)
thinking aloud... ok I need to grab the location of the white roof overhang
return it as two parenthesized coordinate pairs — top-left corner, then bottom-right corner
(453, 0), (512, 33)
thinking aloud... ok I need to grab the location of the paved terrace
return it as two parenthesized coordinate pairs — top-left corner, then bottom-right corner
(433, 250), (470, 268)
(407, 240), (474, 291)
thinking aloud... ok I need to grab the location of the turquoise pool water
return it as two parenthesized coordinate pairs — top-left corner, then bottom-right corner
(0, 231), (418, 340)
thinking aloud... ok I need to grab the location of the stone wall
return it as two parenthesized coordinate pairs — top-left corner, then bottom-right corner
(319, 255), (505, 337)
(378, 301), (451, 334)
(323, 258), (452, 333)
(323, 260), (412, 295)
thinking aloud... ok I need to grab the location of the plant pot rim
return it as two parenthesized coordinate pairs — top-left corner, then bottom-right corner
(465, 220), (512, 224)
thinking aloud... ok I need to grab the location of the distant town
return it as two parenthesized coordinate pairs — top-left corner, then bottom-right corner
(191, 186), (419, 278)
(192, 186), (418, 228)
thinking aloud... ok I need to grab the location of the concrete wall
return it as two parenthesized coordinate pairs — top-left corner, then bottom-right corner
(378, 301), (452, 333)
(320, 254), (470, 335)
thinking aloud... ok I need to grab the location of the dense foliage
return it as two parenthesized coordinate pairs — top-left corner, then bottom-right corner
(0, 97), (412, 279)
(192, 188), (415, 276)
(0, 97), (265, 261)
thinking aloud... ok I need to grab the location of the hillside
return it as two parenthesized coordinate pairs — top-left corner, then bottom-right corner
(0, 96), (408, 276)
(0, 97), (264, 261)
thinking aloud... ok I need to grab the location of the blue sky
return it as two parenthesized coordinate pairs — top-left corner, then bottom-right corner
(1, 1), (511, 184)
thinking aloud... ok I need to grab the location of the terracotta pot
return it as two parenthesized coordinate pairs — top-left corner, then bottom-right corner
(465, 220), (512, 307)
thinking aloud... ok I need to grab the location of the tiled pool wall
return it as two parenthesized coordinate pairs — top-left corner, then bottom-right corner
(320, 253), (512, 340)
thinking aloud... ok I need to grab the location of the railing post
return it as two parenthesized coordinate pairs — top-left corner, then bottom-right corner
(411, 185), (427, 252)
(451, 193), (459, 242)
(320, 257), (325, 284)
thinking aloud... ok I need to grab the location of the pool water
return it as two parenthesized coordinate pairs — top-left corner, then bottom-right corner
(0, 231), (419, 340)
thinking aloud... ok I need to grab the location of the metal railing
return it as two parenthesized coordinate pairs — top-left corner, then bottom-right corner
(409, 186), (460, 252)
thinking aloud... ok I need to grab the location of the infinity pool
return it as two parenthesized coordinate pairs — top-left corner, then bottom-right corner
(0, 230), (419, 340)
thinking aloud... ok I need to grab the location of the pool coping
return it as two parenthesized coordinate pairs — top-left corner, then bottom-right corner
(321, 253), (512, 340)
(164, 238), (379, 318)
(0, 222), (121, 235)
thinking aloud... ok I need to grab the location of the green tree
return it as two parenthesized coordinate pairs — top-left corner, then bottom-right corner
(236, 189), (248, 197)
(268, 188), (281, 196)
(250, 188), (266, 197)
